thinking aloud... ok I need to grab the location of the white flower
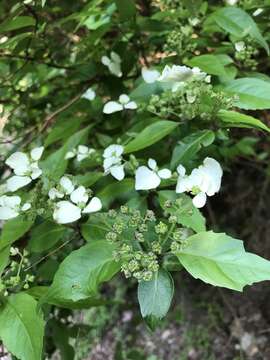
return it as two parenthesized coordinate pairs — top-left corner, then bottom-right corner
(59, 176), (74, 195)
(5, 146), (44, 192)
(101, 51), (122, 77)
(103, 94), (137, 114)
(235, 41), (246, 52)
(158, 65), (209, 92)
(253, 8), (263, 16)
(65, 145), (95, 162)
(48, 187), (64, 200)
(225, 0), (238, 4)
(135, 158), (172, 190)
(0, 195), (31, 220)
(141, 68), (160, 83)
(176, 157), (223, 208)
(103, 144), (125, 181)
(81, 88), (96, 101)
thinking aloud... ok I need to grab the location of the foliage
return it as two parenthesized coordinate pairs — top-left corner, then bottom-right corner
(0, 0), (270, 358)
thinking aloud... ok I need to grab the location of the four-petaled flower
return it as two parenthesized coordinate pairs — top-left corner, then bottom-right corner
(135, 158), (172, 190)
(103, 144), (125, 181)
(5, 147), (44, 192)
(176, 157), (223, 208)
(0, 195), (31, 220)
(103, 94), (137, 114)
(65, 145), (95, 162)
(101, 51), (122, 77)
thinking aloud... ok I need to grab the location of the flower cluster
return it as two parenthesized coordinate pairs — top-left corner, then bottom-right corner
(135, 158), (171, 190)
(176, 158), (223, 208)
(4, 147), (44, 192)
(49, 176), (102, 224)
(0, 195), (31, 220)
(65, 145), (96, 162)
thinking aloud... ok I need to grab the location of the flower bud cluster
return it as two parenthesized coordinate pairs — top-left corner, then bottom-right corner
(234, 41), (259, 70)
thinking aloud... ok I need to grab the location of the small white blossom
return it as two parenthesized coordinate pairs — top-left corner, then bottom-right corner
(103, 94), (137, 114)
(48, 187), (64, 200)
(225, 0), (238, 4)
(59, 176), (74, 195)
(253, 8), (263, 16)
(158, 65), (209, 92)
(101, 51), (122, 77)
(65, 145), (95, 162)
(0, 195), (31, 220)
(5, 147), (44, 192)
(141, 68), (160, 83)
(103, 144), (125, 181)
(135, 158), (171, 190)
(235, 41), (246, 52)
(176, 157), (223, 208)
(81, 88), (96, 101)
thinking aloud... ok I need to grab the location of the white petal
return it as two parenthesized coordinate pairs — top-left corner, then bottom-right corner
(176, 176), (192, 193)
(30, 146), (44, 161)
(101, 55), (110, 66)
(103, 156), (121, 171)
(142, 68), (160, 83)
(77, 153), (88, 162)
(53, 201), (81, 224)
(21, 202), (31, 211)
(60, 176), (74, 195)
(78, 145), (89, 154)
(70, 186), (88, 204)
(81, 88), (96, 101)
(0, 206), (19, 220)
(65, 151), (76, 159)
(124, 101), (137, 110)
(82, 197), (102, 214)
(177, 164), (186, 177)
(6, 176), (32, 192)
(148, 158), (157, 170)
(119, 94), (130, 104)
(158, 168), (172, 179)
(110, 164), (125, 181)
(109, 62), (122, 77)
(192, 192), (207, 208)
(49, 188), (63, 200)
(103, 101), (123, 114)
(103, 144), (124, 158)
(30, 164), (42, 179)
(3, 195), (21, 208)
(5, 152), (30, 171)
(135, 166), (161, 190)
(110, 51), (121, 63)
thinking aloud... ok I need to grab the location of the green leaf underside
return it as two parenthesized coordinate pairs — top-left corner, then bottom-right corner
(138, 269), (174, 321)
(176, 231), (270, 291)
(125, 120), (179, 153)
(212, 7), (269, 54)
(224, 78), (270, 110)
(218, 110), (270, 132)
(43, 241), (120, 306)
(0, 293), (44, 360)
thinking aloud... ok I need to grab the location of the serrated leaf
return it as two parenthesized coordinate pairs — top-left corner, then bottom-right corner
(176, 231), (270, 291)
(224, 78), (270, 110)
(42, 241), (120, 307)
(218, 110), (270, 132)
(170, 130), (215, 169)
(158, 191), (206, 233)
(212, 7), (269, 54)
(138, 269), (174, 328)
(125, 120), (178, 153)
(0, 293), (45, 360)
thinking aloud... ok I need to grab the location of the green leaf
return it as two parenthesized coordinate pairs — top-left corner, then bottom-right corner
(97, 178), (136, 208)
(0, 17), (35, 32)
(138, 269), (174, 327)
(158, 191), (206, 233)
(212, 7), (269, 54)
(42, 241), (120, 307)
(125, 120), (179, 153)
(0, 293), (45, 360)
(176, 231), (270, 291)
(42, 126), (91, 178)
(224, 78), (270, 110)
(218, 110), (270, 132)
(187, 54), (227, 77)
(115, 0), (136, 20)
(170, 130), (215, 169)
(74, 172), (103, 187)
(28, 221), (68, 253)
(81, 213), (114, 242)
(0, 216), (35, 251)
(0, 246), (10, 276)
